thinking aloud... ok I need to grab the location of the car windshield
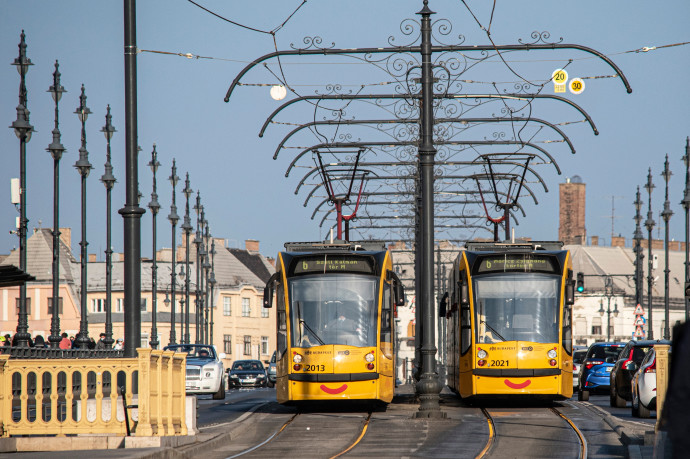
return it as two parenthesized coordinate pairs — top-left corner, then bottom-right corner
(473, 273), (560, 344)
(164, 345), (215, 359)
(573, 350), (586, 364)
(588, 345), (621, 361)
(232, 361), (262, 371)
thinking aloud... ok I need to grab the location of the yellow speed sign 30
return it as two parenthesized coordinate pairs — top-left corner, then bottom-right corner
(569, 78), (585, 94)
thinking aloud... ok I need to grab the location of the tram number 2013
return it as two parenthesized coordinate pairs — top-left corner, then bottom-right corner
(489, 360), (509, 367)
(305, 364), (325, 372)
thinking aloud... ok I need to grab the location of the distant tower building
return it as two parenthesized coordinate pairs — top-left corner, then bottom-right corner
(559, 176), (586, 244)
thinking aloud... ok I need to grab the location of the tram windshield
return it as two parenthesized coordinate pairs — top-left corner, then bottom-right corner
(473, 273), (560, 344)
(288, 274), (378, 348)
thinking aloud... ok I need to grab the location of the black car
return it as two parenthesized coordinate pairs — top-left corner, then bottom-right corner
(227, 359), (268, 388)
(609, 339), (671, 407)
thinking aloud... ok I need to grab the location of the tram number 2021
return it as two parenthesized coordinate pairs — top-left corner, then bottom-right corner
(304, 364), (325, 371)
(490, 360), (509, 367)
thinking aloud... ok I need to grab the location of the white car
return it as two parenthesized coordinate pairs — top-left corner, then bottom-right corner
(165, 344), (226, 400)
(573, 349), (587, 391)
(631, 347), (659, 418)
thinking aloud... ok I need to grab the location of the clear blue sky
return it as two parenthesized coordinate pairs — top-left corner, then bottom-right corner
(1, 0), (689, 259)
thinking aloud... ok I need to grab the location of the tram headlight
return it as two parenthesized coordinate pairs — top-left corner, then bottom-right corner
(547, 349), (557, 359)
(293, 353), (303, 364)
(477, 349), (488, 359)
(365, 352), (375, 363)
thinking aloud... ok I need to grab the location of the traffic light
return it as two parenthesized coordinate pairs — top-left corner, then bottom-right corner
(576, 272), (584, 293)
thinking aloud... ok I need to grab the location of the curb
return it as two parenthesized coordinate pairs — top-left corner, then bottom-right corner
(580, 401), (650, 445)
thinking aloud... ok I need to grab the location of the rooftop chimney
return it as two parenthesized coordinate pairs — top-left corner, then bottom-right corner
(245, 239), (259, 252)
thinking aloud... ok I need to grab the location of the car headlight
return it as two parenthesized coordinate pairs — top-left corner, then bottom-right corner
(257, 374), (266, 379)
(230, 374), (239, 379)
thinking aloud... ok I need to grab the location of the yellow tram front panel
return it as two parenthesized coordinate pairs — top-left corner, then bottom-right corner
(286, 345), (385, 401)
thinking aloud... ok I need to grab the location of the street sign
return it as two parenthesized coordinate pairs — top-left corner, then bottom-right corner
(634, 316), (646, 325)
(569, 78), (585, 94)
(634, 326), (645, 338)
(552, 69), (568, 93)
(634, 304), (645, 315)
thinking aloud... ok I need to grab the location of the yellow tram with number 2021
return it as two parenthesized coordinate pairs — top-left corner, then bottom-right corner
(264, 241), (405, 405)
(444, 241), (574, 400)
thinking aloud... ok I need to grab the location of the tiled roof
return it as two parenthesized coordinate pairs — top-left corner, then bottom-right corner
(228, 248), (273, 283)
(0, 228), (77, 283)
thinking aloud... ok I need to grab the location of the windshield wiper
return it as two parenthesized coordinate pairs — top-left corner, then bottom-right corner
(481, 320), (507, 343)
(296, 301), (325, 346)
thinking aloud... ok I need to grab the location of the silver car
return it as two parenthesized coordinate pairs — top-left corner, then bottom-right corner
(267, 351), (276, 388)
(573, 349), (587, 391)
(165, 344), (226, 400)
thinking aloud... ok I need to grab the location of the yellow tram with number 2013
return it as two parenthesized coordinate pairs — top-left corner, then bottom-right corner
(444, 241), (574, 400)
(264, 241), (405, 404)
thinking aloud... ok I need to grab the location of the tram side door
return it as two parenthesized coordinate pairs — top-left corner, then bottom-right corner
(457, 268), (474, 396)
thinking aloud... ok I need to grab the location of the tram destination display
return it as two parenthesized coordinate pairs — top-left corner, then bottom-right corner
(475, 254), (558, 274)
(291, 255), (375, 275)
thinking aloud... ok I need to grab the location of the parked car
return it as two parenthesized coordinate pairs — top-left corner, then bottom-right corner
(578, 342), (624, 401)
(227, 359), (268, 388)
(609, 339), (671, 407)
(164, 343), (226, 400)
(631, 347), (665, 418)
(572, 348), (587, 391)
(267, 351), (277, 388)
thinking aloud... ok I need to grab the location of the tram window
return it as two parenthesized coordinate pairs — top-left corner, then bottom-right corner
(562, 303), (572, 355)
(381, 281), (392, 357)
(276, 282), (287, 360)
(460, 270), (471, 355)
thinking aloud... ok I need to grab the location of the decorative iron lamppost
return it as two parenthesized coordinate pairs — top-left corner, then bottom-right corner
(74, 84), (93, 349)
(148, 145), (161, 349)
(209, 239), (216, 345)
(178, 264), (186, 341)
(681, 137), (690, 322)
(46, 60), (65, 348)
(10, 31), (34, 348)
(633, 187), (644, 310)
(181, 174), (193, 344)
(598, 276), (619, 341)
(100, 105), (117, 348)
(661, 155), (673, 340)
(644, 169), (656, 340)
(202, 217), (211, 344)
(167, 160), (180, 345)
(193, 193), (203, 343)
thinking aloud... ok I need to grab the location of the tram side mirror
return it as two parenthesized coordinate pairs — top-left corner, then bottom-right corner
(396, 282), (406, 306)
(439, 292), (448, 317)
(263, 272), (280, 308)
(565, 280), (575, 306)
(459, 275), (469, 306)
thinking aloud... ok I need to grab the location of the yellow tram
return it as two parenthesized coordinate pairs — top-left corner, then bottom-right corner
(264, 241), (405, 404)
(444, 241), (574, 400)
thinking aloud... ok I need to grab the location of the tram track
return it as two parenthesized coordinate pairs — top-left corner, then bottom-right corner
(476, 405), (587, 459)
(224, 410), (372, 459)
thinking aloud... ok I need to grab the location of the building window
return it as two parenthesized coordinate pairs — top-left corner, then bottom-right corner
(223, 335), (232, 354)
(261, 304), (269, 318)
(15, 298), (32, 317)
(140, 298), (147, 312)
(592, 325), (602, 335)
(116, 298), (124, 313)
(223, 297), (231, 316)
(261, 336), (269, 355)
(47, 297), (63, 315)
(243, 335), (251, 355)
(242, 298), (251, 317)
(91, 298), (105, 313)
